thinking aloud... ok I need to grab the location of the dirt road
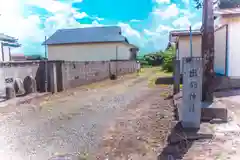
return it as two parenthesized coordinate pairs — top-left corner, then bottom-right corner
(0, 69), (174, 160)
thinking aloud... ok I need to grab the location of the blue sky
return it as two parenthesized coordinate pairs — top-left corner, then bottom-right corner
(0, 0), (202, 56)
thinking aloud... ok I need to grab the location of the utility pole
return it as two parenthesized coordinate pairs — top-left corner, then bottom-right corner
(201, 0), (215, 101)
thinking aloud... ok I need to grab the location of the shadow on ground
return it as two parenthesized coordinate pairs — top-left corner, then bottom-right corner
(214, 88), (240, 98)
(157, 122), (213, 160)
(155, 77), (183, 85)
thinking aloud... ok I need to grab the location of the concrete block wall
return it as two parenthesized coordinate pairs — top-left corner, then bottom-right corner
(0, 60), (138, 99)
(61, 60), (137, 90)
(109, 60), (137, 76)
(62, 61), (110, 90)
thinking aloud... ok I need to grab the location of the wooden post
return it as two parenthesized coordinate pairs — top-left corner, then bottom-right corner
(201, 0), (215, 102)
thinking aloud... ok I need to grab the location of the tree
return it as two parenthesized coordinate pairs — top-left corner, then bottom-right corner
(194, 0), (204, 9)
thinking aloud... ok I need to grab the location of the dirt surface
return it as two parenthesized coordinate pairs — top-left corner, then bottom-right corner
(95, 85), (173, 160)
(1, 67), (240, 160)
(0, 68), (175, 160)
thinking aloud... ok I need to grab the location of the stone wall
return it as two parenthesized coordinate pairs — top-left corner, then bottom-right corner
(0, 60), (138, 99)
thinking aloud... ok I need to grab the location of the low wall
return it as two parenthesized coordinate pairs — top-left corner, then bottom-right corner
(0, 60), (137, 99)
(62, 61), (110, 90)
(215, 75), (240, 91)
(0, 61), (42, 97)
(60, 60), (137, 90)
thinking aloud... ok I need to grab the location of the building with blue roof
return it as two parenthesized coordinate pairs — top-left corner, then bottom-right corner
(0, 33), (21, 61)
(43, 26), (139, 61)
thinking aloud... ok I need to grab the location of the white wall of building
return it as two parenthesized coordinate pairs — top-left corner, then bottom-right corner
(214, 25), (227, 75)
(177, 35), (202, 73)
(228, 21), (240, 78)
(48, 42), (133, 61)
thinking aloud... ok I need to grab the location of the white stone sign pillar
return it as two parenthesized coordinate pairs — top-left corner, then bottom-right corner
(181, 57), (203, 129)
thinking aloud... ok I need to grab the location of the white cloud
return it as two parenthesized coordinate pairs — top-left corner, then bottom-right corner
(153, 4), (179, 19)
(156, 25), (174, 32)
(155, 0), (170, 4)
(95, 17), (104, 21)
(118, 23), (141, 39)
(73, 10), (88, 19)
(0, 1), (44, 40)
(130, 19), (141, 22)
(144, 29), (157, 36)
(192, 22), (202, 30)
(25, 0), (73, 13)
(173, 16), (191, 28)
(0, 0), (102, 54)
(91, 20), (103, 26)
(118, 23), (143, 47)
(180, 9), (196, 19)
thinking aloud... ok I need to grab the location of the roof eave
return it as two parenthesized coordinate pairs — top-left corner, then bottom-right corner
(43, 40), (127, 46)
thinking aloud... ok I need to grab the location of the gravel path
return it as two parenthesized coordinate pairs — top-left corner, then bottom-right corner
(0, 73), (157, 160)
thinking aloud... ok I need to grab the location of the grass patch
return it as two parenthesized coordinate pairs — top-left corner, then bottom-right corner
(160, 91), (169, 98)
(147, 67), (173, 88)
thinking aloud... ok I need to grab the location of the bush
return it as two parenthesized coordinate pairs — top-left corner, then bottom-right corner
(161, 46), (175, 72)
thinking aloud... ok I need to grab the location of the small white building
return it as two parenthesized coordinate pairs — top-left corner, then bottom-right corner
(168, 30), (202, 73)
(43, 26), (139, 61)
(0, 33), (21, 62)
(168, 1), (240, 78)
(213, 1), (240, 77)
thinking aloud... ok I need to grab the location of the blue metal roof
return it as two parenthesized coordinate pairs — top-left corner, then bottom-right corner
(43, 26), (129, 45)
(0, 33), (18, 43)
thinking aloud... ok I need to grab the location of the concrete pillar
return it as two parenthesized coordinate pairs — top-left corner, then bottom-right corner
(173, 60), (180, 94)
(48, 62), (58, 93)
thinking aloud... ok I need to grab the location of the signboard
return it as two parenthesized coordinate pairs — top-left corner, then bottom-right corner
(181, 57), (203, 129)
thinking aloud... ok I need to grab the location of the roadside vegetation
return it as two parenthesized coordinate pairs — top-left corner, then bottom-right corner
(137, 45), (175, 73)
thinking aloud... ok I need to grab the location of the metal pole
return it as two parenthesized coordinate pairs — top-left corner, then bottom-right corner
(116, 46), (118, 77)
(190, 26), (193, 57)
(8, 47), (11, 61)
(44, 36), (48, 92)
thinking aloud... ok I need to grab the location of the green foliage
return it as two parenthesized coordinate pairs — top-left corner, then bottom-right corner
(137, 46), (176, 71)
(161, 46), (176, 72)
(137, 51), (163, 67)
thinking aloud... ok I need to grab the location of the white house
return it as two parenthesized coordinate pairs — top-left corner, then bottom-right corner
(168, 30), (202, 73)
(43, 26), (139, 61)
(0, 33), (21, 62)
(213, 0), (240, 77)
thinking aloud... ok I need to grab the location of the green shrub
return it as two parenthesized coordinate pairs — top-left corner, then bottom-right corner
(161, 46), (175, 72)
